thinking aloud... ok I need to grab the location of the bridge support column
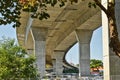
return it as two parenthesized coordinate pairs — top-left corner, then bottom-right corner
(54, 51), (64, 76)
(102, 0), (120, 80)
(32, 27), (48, 78)
(27, 49), (34, 54)
(75, 29), (93, 77)
(52, 59), (56, 74)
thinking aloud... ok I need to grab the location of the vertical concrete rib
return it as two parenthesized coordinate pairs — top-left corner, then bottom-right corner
(75, 29), (93, 77)
(32, 27), (48, 78)
(102, 0), (110, 79)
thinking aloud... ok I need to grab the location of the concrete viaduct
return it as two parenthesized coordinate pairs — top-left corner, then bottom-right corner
(16, 0), (120, 80)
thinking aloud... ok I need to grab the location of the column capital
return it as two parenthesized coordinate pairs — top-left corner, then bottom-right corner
(54, 50), (65, 59)
(75, 29), (93, 43)
(32, 27), (48, 41)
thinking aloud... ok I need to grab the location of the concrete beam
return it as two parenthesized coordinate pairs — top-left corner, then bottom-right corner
(75, 29), (93, 43)
(32, 27), (48, 41)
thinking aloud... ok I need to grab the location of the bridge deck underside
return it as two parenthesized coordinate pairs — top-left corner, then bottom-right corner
(17, 0), (101, 67)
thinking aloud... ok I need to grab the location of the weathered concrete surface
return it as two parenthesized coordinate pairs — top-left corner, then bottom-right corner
(16, 0), (101, 75)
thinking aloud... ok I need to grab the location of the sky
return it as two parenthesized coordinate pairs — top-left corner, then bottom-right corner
(0, 24), (17, 40)
(0, 25), (103, 65)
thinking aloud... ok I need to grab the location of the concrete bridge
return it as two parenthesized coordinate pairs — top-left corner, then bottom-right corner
(16, 0), (120, 80)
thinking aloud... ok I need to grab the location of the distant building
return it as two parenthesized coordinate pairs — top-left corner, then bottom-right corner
(90, 66), (103, 76)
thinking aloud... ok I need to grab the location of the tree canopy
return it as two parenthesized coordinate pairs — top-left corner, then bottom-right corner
(0, 0), (21, 27)
(0, 38), (37, 79)
(90, 59), (103, 70)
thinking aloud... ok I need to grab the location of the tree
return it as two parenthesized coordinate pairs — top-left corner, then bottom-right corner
(0, 0), (120, 57)
(0, 38), (37, 79)
(0, 0), (21, 27)
(92, 0), (120, 57)
(90, 59), (103, 71)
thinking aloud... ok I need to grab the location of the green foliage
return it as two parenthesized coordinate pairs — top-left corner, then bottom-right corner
(0, 38), (37, 79)
(0, 0), (22, 27)
(88, 2), (97, 8)
(90, 59), (103, 69)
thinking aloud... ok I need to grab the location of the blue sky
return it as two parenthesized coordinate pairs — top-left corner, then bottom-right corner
(0, 24), (17, 40)
(0, 25), (103, 65)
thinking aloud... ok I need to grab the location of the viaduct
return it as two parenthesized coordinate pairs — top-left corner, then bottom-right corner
(16, 0), (120, 80)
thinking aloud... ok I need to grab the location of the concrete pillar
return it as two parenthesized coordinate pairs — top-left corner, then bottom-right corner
(27, 49), (34, 54)
(54, 51), (65, 76)
(52, 59), (56, 74)
(75, 29), (93, 77)
(102, 0), (120, 80)
(32, 27), (48, 78)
